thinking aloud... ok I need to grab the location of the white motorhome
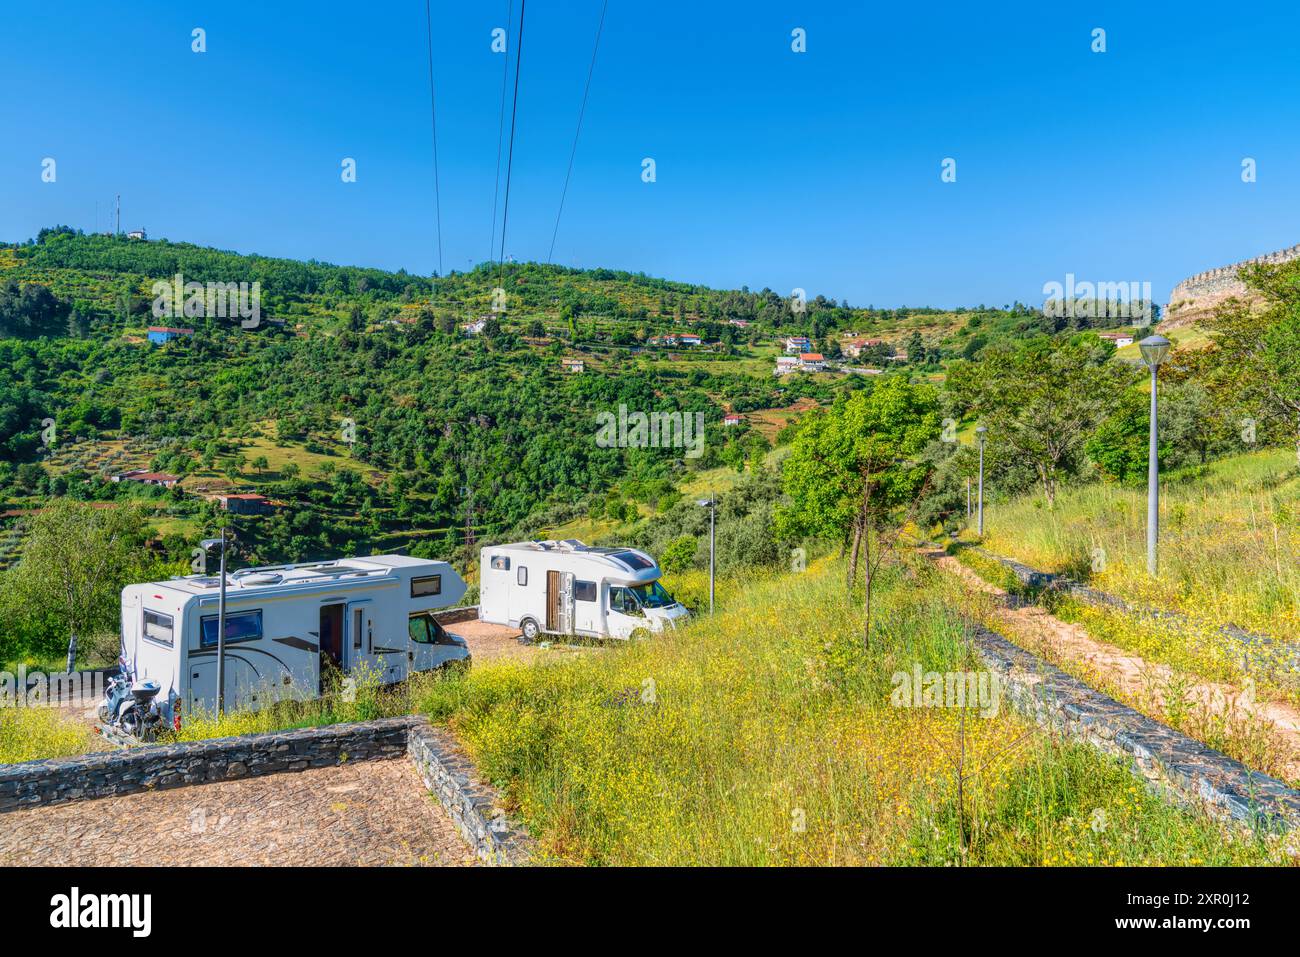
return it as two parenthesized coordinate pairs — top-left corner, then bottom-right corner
(478, 540), (690, 641)
(120, 554), (469, 723)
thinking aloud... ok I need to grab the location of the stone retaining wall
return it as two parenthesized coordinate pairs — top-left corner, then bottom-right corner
(972, 547), (1300, 682)
(408, 723), (532, 864)
(970, 621), (1300, 832)
(0, 716), (418, 812)
(434, 606), (480, 626)
(0, 714), (532, 864)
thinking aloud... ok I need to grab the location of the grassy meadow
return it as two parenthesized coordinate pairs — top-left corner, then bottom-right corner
(0, 708), (101, 764)
(416, 557), (1293, 865)
(976, 449), (1300, 644)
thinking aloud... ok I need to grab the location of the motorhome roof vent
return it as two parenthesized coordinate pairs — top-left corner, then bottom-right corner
(236, 572), (283, 586)
(191, 576), (225, 588)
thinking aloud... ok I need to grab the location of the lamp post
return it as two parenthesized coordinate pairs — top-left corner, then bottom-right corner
(975, 425), (988, 536)
(696, 494), (715, 615)
(200, 529), (232, 715)
(1139, 334), (1171, 576)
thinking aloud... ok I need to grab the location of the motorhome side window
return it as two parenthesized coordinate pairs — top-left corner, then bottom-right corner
(142, 610), (174, 648)
(490, 555), (510, 571)
(200, 610), (263, 648)
(574, 580), (597, 602)
(411, 575), (441, 598)
(517, 566), (528, 586)
(609, 586), (636, 614)
(408, 614), (434, 644)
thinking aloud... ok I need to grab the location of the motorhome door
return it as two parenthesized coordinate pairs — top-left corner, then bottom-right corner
(318, 603), (345, 693)
(345, 601), (372, 672)
(545, 571), (575, 635)
(120, 591), (140, 664)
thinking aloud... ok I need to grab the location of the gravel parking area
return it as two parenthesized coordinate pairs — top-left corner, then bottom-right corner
(453, 619), (597, 665)
(0, 758), (476, 867)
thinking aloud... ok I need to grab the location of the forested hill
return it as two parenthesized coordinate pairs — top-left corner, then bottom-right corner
(1, 227), (880, 578)
(0, 226), (1141, 584)
(5, 226), (1049, 341)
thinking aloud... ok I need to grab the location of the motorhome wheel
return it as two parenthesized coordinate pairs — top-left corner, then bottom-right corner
(519, 618), (541, 643)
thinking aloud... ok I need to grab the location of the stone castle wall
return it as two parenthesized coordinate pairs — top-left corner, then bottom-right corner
(1167, 243), (1300, 325)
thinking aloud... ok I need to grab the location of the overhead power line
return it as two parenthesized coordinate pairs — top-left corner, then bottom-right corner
(498, 0), (527, 282)
(547, 0), (609, 265)
(424, 0), (444, 278)
(489, 0), (515, 265)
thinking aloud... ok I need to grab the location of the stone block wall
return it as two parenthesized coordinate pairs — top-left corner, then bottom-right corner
(408, 722), (532, 864)
(970, 611), (1300, 832)
(0, 716), (418, 812)
(434, 606), (481, 626)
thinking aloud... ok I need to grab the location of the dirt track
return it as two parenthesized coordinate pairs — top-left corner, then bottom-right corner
(925, 547), (1300, 782)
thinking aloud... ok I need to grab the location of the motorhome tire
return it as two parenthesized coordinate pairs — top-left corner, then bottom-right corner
(519, 618), (541, 644)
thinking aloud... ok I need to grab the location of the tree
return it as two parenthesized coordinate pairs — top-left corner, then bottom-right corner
(778, 377), (941, 646)
(0, 280), (70, 337)
(660, 535), (697, 573)
(252, 455), (270, 476)
(1199, 260), (1300, 458)
(1086, 381), (1226, 483)
(1084, 387), (1158, 484)
(967, 338), (1133, 508)
(905, 331), (924, 364)
(0, 501), (154, 667)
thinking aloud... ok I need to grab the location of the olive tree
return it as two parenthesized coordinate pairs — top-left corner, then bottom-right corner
(1, 500), (154, 669)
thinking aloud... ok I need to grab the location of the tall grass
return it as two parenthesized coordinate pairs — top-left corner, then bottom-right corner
(932, 552), (1298, 785)
(419, 558), (1292, 865)
(163, 662), (454, 742)
(0, 708), (99, 764)
(980, 449), (1300, 642)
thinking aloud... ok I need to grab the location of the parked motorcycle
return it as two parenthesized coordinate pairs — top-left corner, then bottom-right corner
(99, 659), (164, 740)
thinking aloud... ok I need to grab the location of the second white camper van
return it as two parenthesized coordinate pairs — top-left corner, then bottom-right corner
(120, 554), (469, 723)
(478, 540), (690, 641)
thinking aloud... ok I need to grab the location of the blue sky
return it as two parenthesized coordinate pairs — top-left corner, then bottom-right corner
(2, 1), (1298, 307)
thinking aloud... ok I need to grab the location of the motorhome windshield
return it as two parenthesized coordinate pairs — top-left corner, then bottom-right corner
(629, 580), (675, 609)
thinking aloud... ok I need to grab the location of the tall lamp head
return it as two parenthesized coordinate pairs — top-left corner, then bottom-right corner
(1138, 334), (1171, 370)
(975, 425), (987, 448)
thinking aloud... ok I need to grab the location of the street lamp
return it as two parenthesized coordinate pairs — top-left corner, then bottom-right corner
(1139, 334), (1171, 576)
(975, 426), (988, 536)
(695, 494), (715, 614)
(200, 529), (233, 715)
